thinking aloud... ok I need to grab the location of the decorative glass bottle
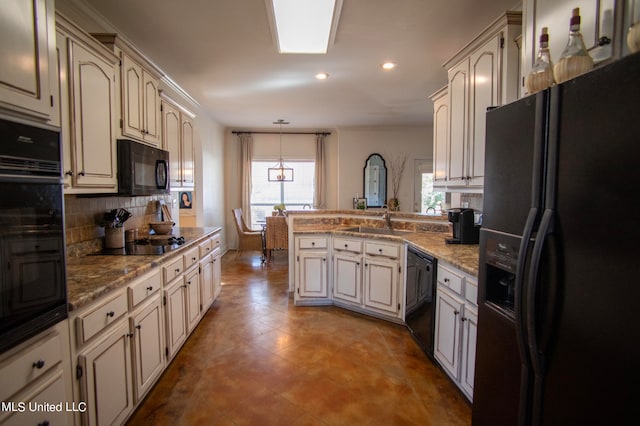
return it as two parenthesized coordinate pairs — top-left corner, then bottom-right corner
(554, 8), (593, 84)
(525, 27), (555, 94)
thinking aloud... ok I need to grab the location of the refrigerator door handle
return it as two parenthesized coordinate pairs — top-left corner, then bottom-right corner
(526, 208), (555, 426)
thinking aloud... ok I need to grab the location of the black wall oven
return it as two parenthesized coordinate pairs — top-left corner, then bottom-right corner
(0, 118), (67, 354)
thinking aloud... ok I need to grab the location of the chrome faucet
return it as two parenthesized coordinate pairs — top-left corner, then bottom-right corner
(382, 211), (393, 230)
(426, 206), (436, 214)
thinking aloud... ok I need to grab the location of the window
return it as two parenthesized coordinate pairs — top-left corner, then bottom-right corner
(421, 173), (445, 214)
(250, 161), (315, 227)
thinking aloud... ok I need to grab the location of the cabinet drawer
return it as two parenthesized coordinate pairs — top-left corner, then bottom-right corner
(1, 372), (69, 426)
(163, 256), (184, 283)
(183, 246), (200, 270)
(211, 235), (221, 251)
(333, 237), (362, 254)
(128, 269), (162, 309)
(77, 292), (128, 344)
(438, 264), (463, 295)
(365, 241), (400, 259)
(465, 277), (478, 306)
(0, 332), (63, 402)
(198, 238), (213, 259)
(297, 236), (328, 249)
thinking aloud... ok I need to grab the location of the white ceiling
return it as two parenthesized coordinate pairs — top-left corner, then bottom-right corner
(72, 0), (520, 129)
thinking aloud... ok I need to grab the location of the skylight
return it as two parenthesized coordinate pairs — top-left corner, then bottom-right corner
(268, 0), (342, 54)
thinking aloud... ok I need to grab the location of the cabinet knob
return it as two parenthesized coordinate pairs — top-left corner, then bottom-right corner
(32, 360), (45, 369)
(344, 244), (348, 248)
(126, 332), (134, 338)
(79, 171), (86, 176)
(444, 278), (450, 283)
(311, 242), (315, 246)
(136, 325), (142, 330)
(65, 170), (74, 176)
(461, 317), (467, 322)
(378, 248), (383, 253)
(146, 286), (153, 291)
(192, 257), (197, 261)
(37, 421), (49, 426)
(175, 268), (181, 273)
(454, 310), (459, 316)
(106, 311), (115, 318)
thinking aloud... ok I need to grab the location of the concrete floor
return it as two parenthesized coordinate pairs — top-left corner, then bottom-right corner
(126, 250), (471, 425)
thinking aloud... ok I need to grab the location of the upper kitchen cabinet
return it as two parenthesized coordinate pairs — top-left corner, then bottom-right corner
(435, 11), (522, 192)
(56, 13), (119, 193)
(521, 0), (621, 94)
(93, 34), (163, 147)
(0, 0), (57, 123)
(161, 95), (196, 189)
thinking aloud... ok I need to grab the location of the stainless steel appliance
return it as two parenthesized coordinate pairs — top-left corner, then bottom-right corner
(117, 139), (169, 195)
(473, 52), (640, 425)
(446, 208), (479, 244)
(405, 247), (436, 358)
(0, 118), (67, 354)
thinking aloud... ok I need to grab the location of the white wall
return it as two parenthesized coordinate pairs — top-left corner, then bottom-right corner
(337, 126), (432, 212)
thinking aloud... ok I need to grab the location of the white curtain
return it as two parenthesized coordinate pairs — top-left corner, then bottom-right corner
(314, 133), (327, 209)
(239, 133), (253, 225)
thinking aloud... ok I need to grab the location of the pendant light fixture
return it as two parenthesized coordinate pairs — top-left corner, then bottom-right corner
(268, 119), (294, 182)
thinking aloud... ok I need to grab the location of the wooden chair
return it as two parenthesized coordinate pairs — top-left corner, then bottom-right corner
(265, 216), (288, 262)
(231, 208), (263, 258)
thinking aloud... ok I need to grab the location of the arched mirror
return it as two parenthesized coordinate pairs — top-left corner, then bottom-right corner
(363, 153), (387, 208)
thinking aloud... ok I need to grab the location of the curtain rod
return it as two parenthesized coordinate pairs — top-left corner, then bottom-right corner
(232, 131), (331, 136)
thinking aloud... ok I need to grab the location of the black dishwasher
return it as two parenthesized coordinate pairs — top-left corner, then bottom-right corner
(405, 247), (436, 358)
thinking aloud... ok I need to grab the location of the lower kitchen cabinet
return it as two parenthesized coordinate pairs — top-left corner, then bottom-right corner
(77, 320), (134, 426)
(184, 266), (201, 333)
(294, 235), (330, 304)
(363, 256), (400, 316)
(333, 252), (362, 304)
(164, 278), (188, 360)
(433, 262), (478, 400)
(130, 296), (164, 402)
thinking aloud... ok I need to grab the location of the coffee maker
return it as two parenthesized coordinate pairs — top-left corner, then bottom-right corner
(446, 208), (480, 244)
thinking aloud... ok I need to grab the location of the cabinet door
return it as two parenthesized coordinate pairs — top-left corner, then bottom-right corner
(78, 321), (133, 426)
(333, 253), (362, 304)
(297, 252), (328, 298)
(162, 100), (182, 187)
(142, 71), (161, 145)
(199, 255), (215, 312)
(212, 249), (222, 300)
(181, 114), (195, 187)
(461, 307), (477, 399)
(121, 54), (144, 140)
(432, 89), (449, 184)
(1, 372), (70, 426)
(434, 287), (464, 381)
(69, 39), (117, 189)
(468, 34), (500, 186)
(130, 297), (164, 402)
(447, 58), (469, 185)
(164, 280), (187, 360)
(363, 257), (400, 315)
(0, 0), (54, 120)
(185, 267), (201, 333)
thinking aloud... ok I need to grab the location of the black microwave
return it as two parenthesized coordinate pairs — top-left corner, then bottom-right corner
(118, 139), (170, 195)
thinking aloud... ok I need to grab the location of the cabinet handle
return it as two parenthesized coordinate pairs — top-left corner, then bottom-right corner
(37, 421), (50, 426)
(182, 284), (188, 288)
(192, 257), (197, 262)
(444, 278), (450, 283)
(126, 332), (134, 338)
(106, 311), (115, 318)
(344, 244), (348, 248)
(175, 268), (181, 273)
(65, 170), (74, 176)
(32, 360), (45, 369)
(461, 317), (467, 322)
(311, 242), (315, 246)
(187, 280), (191, 285)
(454, 310), (459, 316)
(146, 286), (153, 291)
(379, 248), (383, 253)
(136, 325), (142, 330)
(79, 171), (86, 176)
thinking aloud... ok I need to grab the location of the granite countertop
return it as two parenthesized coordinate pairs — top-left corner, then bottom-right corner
(66, 227), (221, 311)
(294, 225), (479, 277)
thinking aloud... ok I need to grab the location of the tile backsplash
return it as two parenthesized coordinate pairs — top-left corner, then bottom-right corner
(65, 194), (173, 256)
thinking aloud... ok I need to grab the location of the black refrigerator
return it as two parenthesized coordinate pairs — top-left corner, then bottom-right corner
(473, 51), (640, 426)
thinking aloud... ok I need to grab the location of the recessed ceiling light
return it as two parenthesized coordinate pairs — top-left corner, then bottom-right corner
(267, 0), (343, 54)
(315, 72), (329, 80)
(381, 62), (397, 70)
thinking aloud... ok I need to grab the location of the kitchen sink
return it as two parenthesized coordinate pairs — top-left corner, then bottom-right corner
(340, 226), (413, 236)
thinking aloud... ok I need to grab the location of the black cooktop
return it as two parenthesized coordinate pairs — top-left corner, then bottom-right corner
(96, 235), (186, 256)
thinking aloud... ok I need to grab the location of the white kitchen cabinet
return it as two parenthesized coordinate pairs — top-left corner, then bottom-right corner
(130, 296), (164, 403)
(433, 262), (478, 401)
(294, 235), (330, 304)
(333, 253), (362, 305)
(164, 277), (188, 361)
(522, 0), (619, 94)
(199, 254), (215, 313)
(93, 34), (163, 147)
(56, 14), (119, 193)
(185, 266), (201, 333)
(161, 96), (196, 188)
(435, 12), (521, 192)
(430, 87), (448, 185)
(77, 320), (134, 426)
(363, 256), (401, 316)
(212, 245), (222, 300)
(0, 320), (73, 426)
(0, 0), (57, 122)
